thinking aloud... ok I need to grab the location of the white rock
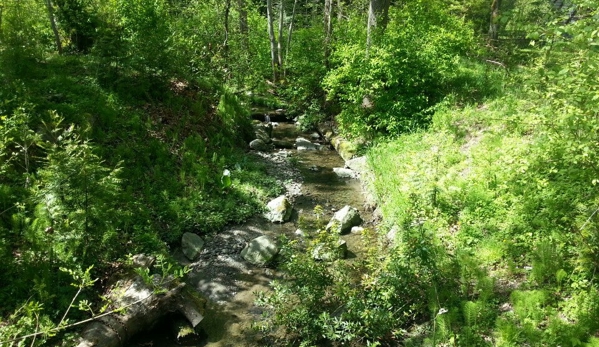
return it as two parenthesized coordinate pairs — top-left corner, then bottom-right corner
(296, 137), (321, 151)
(312, 240), (347, 261)
(326, 205), (362, 234)
(345, 156), (368, 175)
(351, 226), (364, 234)
(386, 225), (399, 244)
(250, 139), (270, 151)
(264, 195), (293, 223)
(333, 167), (356, 179)
(241, 236), (279, 265)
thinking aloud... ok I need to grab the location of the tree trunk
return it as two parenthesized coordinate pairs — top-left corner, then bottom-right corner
(489, 0), (501, 41)
(267, 0), (279, 81)
(277, 0), (284, 71)
(373, 0), (391, 30)
(0, 5), (3, 41)
(366, 0), (390, 57)
(45, 0), (62, 54)
(337, 0), (342, 21)
(284, 0), (298, 77)
(224, 0), (231, 66)
(324, 0), (333, 67)
(237, 0), (248, 49)
(366, 1), (374, 58)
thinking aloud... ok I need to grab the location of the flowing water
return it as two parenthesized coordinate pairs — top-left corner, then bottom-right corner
(127, 122), (372, 347)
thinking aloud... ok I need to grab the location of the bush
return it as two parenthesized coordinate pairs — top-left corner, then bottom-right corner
(323, 0), (479, 138)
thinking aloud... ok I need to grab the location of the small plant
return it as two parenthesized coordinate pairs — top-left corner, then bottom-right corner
(134, 254), (190, 294)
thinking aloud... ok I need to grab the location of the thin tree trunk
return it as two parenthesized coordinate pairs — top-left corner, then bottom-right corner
(222, 0), (234, 81)
(267, 0), (279, 81)
(45, 0), (62, 54)
(366, 1), (374, 58)
(324, 0), (333, 67)
(376, 0), (390, 30)
(489, 0), (501, 41)
(0, 5), (3, 40)
(284, 0), (298, 77)
(337, 0), (342, 21)
(237, 0), (248, 49)
(366, 0), (390, 58)
(277, 0), (284, 71)
(223, 0), (231, 53)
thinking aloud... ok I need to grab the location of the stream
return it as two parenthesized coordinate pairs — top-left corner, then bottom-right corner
(127, 122), (373, 347)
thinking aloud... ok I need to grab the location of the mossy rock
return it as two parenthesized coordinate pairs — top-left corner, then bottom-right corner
(332, 136), (357, 161)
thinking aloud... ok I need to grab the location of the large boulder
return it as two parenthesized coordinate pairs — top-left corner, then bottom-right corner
(296, 137), (322, 151)
(264, 195), (293, 223)
(326, 205), (362, 234)
(241, 236), (279, 265)
(76, 277), (205, 347)
(333, 167), (356, 179)
(312, 239), (347, 261)
(250, 139), (270, 151)
(182, 232), (205, 261)
(345, 156), (368, 175)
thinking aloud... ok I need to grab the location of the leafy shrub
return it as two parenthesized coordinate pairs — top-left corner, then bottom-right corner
(323, 0), (478, 138)
(257, 222), (435, 345)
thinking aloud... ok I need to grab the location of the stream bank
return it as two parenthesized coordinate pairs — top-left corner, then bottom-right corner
(127, 121), (375, 347)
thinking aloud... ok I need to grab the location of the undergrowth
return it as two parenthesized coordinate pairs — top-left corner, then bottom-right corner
(0, 55), (281, 344)
(367, 85), (599, 345)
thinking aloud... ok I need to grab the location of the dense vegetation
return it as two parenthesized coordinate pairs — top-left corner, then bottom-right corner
(0, 0), (282, 343)
(258, 1), (599, 346)
(1, 0), (598, 345)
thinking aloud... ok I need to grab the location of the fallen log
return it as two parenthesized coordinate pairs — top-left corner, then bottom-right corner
(77, 275), (205, 347)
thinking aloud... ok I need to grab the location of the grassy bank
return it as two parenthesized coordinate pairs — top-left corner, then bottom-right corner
(368, 87), (599, 345)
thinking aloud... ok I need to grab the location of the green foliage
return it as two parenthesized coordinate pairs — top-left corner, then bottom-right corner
(54, 0), (99, 52)
(34, 123), (124, 266)
(281, 25), (329, 129)
(4, 0), (598, 344)
(256, 217), (429, 345)
(0, 265), (96, 346)
(132, 254), (189, 294)
(0, 0), (52, 77)
(0, 0), (280, 334)
(363, 2), (599, 345)
(324, 0), (482, 138)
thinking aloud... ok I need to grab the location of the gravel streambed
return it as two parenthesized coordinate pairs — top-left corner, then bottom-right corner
(128, 123), (373, 347)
